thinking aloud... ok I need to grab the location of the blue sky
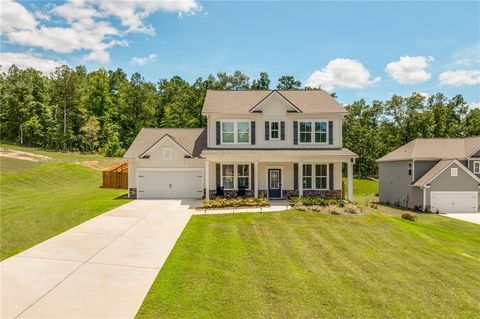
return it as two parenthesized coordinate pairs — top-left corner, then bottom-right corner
(1, 1), (479, 106)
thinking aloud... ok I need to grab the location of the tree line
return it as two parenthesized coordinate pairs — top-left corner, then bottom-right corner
(1, 64), (479, 175)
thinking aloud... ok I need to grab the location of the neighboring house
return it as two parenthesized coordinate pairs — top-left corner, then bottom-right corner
(377, 137), (480, 214)
(123, 90), (358, 200)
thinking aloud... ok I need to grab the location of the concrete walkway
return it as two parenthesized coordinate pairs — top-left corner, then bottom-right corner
(443, 213), (480, 225)
(1, 200), (197, 319)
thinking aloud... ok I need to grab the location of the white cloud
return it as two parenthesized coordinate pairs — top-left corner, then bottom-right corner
(2, 0), (200, 64)
(469, 102), (480, 110)
(385, 56), (434, 84)
(130, 54), (157, 66)
(454, 45), (480, 67)
(0, 52), (66, 75)
(0, 0), (36, 32)
(34, 11), (51, 21)
(306, 58), (381, 91)
(438, 70), (480, 86)
(96, 0), (201, 34)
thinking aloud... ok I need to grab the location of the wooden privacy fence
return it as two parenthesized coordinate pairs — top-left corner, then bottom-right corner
(102, 163), (128, 189)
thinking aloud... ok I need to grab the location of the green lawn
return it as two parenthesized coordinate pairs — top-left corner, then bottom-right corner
(137, 179), (480, 319)
(1, 144), (130, 260)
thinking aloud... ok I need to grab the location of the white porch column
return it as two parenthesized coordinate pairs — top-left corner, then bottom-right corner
(347, 160), (353, 201)
(254, 161), (259, 198)
(205, 161), (210, 200)
(298, 162), (303, 197)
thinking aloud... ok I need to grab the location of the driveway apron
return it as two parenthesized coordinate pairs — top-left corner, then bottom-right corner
(1, 199), (197, 319)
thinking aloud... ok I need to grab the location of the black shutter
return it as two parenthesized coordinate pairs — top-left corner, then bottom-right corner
(216, 164), (221, 187)
(264, 121), (269, 141)
(328, 121), (333, 145)
(251, 163), (255, 191)
(294, 163), (298, 190)
(251, 121), (256, 145)
(293, 121), (298, 145)
(329, 163), (334, 190)
(216, 121), (221, 145)
(280, 121), (285, 140)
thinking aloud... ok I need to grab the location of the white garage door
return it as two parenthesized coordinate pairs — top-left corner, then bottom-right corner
(137, 169), (203, 199)
(431, 191), (478, 214)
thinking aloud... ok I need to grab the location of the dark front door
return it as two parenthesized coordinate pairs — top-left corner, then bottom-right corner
(268, 169), (281, 198)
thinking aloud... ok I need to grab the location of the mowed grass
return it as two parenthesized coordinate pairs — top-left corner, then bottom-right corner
(137, 179), (480, 319)
(1, 144), (130, 260)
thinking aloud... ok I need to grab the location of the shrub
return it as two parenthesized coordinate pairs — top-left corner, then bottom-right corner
(344, 203), (363, 215)
(202, 196), (269, 209)
(326, 205), (344, 215)
(401, 212), (418, 221)
(289, 196), (345, 207)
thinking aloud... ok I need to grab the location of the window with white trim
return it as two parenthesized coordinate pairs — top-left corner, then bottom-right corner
(303, 164), (328, 190)
(221, 121), (250, 144)
(315, 164), (328, 189)
(474, 161), (480, 174)
(222, 164), (234, 189)
(270, 121), (280, 140)
(221, 122), (234, 143)
(221, 164), (250, 190)
(299, 120), (328, 144)
(237, 164), (250, 189)
(162, 148), (172, 160)
(450, 167), (458, 177)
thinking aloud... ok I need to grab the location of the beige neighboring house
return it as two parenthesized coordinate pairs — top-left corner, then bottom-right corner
(377, 137), (480, 213)
(123, 90), (358, 200)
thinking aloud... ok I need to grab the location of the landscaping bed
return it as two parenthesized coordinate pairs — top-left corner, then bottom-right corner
(200, 197), (269, 209)
(289, 196), (363, 215)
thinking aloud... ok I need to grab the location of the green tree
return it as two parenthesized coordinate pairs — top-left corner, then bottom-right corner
(251, 72), (270, 90)
(277, 75), (301, 89)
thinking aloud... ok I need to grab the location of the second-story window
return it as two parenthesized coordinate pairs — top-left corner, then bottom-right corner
(474, 161), (480, 174)
(299, 120), (328, 144)
(299, 122), (312, 143)
(221, 121), (250, 144)
(270, 121), (280, 140)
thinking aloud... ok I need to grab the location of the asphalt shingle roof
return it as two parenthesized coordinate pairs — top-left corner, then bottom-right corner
(123, 128), (207, 159)
(202, 90), (347, 114)
(377, 137), (480, 162)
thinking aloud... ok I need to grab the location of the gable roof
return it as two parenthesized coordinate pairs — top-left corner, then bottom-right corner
(412, 159), (480, 187)
(377, 136), (480, 162)
(123, 128), (207, 159)
(202, 89), (347, 114)
(249, 90), (302, 113)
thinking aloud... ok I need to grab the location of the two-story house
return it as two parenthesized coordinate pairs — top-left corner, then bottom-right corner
(123, 90), (358, 201)
(378, 137), (480, 214)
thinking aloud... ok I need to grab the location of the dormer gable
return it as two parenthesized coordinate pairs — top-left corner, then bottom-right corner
(249, 90), (302, 113)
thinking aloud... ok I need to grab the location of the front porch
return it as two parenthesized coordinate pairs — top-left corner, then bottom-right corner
(204, 159), (354, 201)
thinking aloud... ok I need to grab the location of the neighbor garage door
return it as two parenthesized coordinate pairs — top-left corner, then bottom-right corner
(137, 169), (203, 199)
(430, 191), (478, 214)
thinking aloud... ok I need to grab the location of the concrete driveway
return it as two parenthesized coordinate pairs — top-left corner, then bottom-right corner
(1, 199), (198, 319)
(443, 213), (480, 225)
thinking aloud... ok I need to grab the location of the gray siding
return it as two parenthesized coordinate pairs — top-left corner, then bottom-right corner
(379, 160), (423, 209)
(425, 162), (480, 209)
(467, 159), (480, 177)
(471, 149), (480, 158)
(414, 160), (438, 181)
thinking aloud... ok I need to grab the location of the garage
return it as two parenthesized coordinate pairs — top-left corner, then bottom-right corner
(137, 169), (203, 199)
(430, 191), (478, 214)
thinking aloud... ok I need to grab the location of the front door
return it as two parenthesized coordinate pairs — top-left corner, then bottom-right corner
(268, 169), (281, 198)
